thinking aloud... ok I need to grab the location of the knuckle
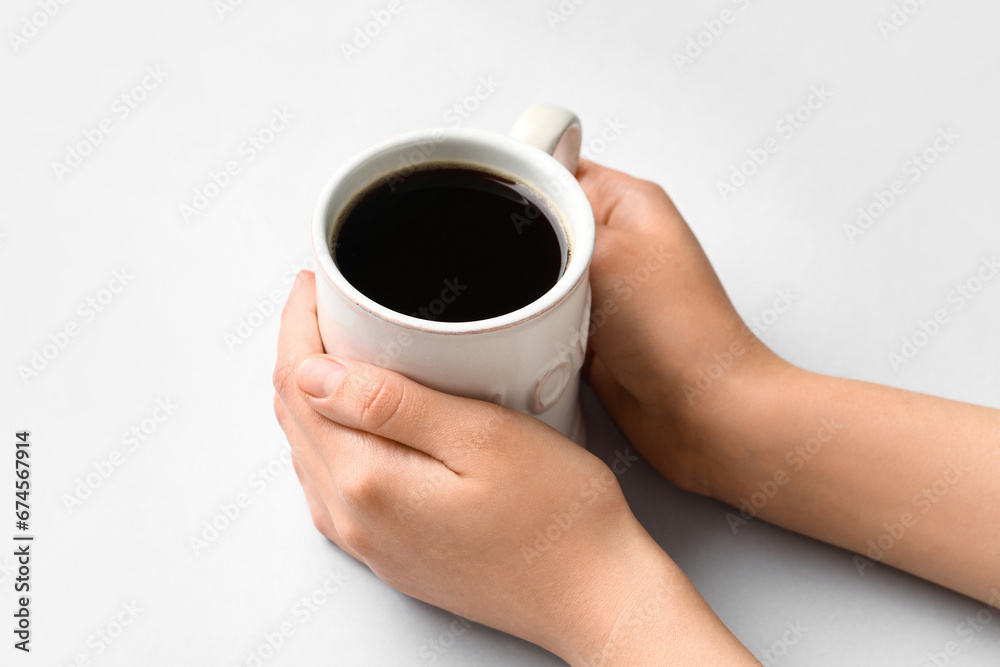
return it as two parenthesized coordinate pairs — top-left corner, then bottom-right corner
(635, 178), (667, 199)
(464, 403), (514, 452)
(338, 468), (381, 513)
(336, 518), (373, 556)
(272, 358), (299, 398)
(355, 373), (406, 433)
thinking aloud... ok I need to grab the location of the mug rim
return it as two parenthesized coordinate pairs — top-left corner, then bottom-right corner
(311, 127), (595, 335)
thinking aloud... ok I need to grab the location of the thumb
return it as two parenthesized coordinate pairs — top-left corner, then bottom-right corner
(295, 354), (502, 471)
(586, 224), (670, 398)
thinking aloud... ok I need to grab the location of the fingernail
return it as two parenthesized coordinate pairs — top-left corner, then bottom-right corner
(298, 357), (344, 397)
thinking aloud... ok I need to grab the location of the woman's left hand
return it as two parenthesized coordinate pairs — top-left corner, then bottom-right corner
(272, 271), (757, 666)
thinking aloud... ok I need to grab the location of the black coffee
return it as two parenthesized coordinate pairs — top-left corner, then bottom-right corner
(332, 165), (564, 322)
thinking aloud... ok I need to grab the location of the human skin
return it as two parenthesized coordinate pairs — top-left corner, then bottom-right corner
(273, 157), (999, 662)
(575, 159), (1000, 605)
(272, 273), (760, 665)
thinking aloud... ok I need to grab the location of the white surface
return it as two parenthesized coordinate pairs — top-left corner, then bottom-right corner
(2, 0), (999, 665)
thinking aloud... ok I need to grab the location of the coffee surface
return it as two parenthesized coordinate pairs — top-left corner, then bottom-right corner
(333, 166), (563, 322)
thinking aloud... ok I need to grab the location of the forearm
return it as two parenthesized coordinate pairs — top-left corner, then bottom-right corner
(555, 529), (760, 666)
(698, 362), (1000, 602)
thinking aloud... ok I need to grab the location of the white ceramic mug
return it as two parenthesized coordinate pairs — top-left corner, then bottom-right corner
(311, 104), (595, 444)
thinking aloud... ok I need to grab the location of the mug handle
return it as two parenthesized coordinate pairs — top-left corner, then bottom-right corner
(509, 104), (582, 174)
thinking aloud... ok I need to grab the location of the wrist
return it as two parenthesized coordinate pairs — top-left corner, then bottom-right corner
(673, 341), (802, 504)
(560, 531), (681, 665)
(555, 524), (757, 666)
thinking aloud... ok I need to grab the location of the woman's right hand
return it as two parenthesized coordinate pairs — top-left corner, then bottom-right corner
(579, 160), (1000, 604)
(577, 159), (786, 497)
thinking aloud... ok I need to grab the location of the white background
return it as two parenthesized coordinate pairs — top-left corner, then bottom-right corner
(2, 0), (999, 665)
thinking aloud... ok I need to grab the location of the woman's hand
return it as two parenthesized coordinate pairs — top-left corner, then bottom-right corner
(577, 159), (786, 496)
(272, 271), (758, 665)
(579, 159), (1000, 604)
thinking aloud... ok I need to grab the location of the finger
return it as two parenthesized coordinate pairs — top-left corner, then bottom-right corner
(586, 354), (643, 429)
(292, 455), (363, 562)
(576, 159), (635, 226)
(576, 159), (683, 232)
(280, 386), (445, 563)
(274, 392), (338, 500)
(272, 269), (352, 448)
(273, 272), (461, 536)
(273, 270), (324, 407)
(577, 158), (641, 187)
(296, 354), (512, 471)
(278, 392), (364, 560)
(273, 271), (400, 470)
